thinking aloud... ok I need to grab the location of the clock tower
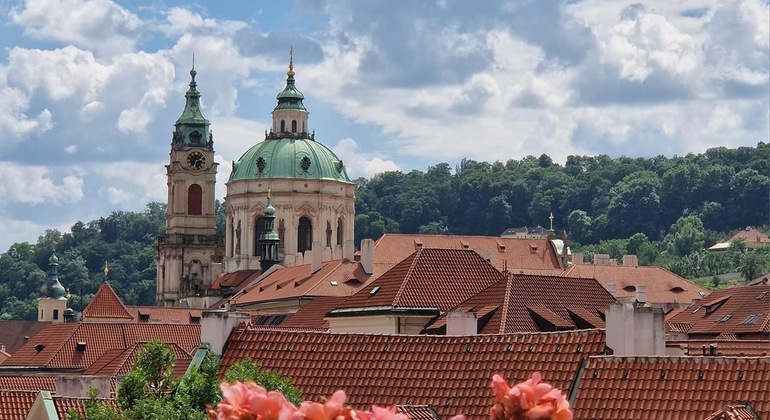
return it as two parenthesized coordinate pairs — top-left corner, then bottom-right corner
(156, 66), (224, 307)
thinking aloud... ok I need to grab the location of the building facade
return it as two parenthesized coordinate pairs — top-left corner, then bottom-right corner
(156, 67), (224, 306)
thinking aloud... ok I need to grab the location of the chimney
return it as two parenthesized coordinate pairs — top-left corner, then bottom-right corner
(636, 285), (647, 304)
(343, 240), (354, 261)
(311, 241), (323, 274)
(572, 252), (584, 265)
(622, 255), (638, 267)
(360, 239), (374, 275)
(606, 302), (665, 356)
(446, 311), (477, 335)
(201, 309), (250, 356)
(594, 254), (610, 265)
(604, 283), (617, 296)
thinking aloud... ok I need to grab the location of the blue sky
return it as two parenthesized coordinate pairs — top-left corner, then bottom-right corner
(0, 0), (767, 251)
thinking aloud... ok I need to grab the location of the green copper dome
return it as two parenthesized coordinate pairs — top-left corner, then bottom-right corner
(41, 252), (67, 300)
(273, 53), (307, 112)
(172, 67), (212, 150)
(229, 138), (351, 183)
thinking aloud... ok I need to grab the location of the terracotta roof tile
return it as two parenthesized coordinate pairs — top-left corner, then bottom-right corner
(234, 260), (371, 306)
(562, 264), (707, 305)
(219, 327), (607, 420)
(726, 227), (770, 245)
(571, 356), (770, 420)
(373, 234), (563, 274)
(0, 321), (49, 355)
(0, 376), (55, 392)
(0, 390), (37, 420)
(337, 248), (505, 313)
(82, 282), (133, 319)
(702, 404), (761, 420)
(666, 285), (770, 337)
(54, 395), (119, 418)
(2, 323), (200, 370)
(431, 274), (614, 333)
(128, 307), (203, 324)
(83, 342), (193, 376)
(279, 296), (349, 330)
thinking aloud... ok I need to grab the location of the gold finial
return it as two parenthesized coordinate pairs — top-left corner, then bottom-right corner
(287, 45), (295, 77)
(267, 188), (272, 200)
(549, 212), (554, 231)
(103, 262), (109, 279)
(65, 288), (71, 300)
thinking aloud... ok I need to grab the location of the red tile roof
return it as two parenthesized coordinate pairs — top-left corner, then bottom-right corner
(571, 356), (770, 420)
(431, 274), (615, 333)
(666, 285), (770, 337)
(279, 296), (349, 330)
(0, 390), (37, 420)
(54, 395), (119, 419)
(2, 323), (200, 370)
(372, 234), (563, 276)
(0, 376), (55, 392)
(212, 270), (260, 290)
(702, 404), (761, 420)
(218, 327), (608, 420)
(83, 342), (194, 377)
(82, 282), (133, 320)
(128, 307), (203, 324)
(562, 263), (707, 305)
(667, 340), (770, 357)
(727, 227), (770, 245)
(0, 321), (49, 355)
(336, 248), (505, 314)
(233, 260), (371, 306)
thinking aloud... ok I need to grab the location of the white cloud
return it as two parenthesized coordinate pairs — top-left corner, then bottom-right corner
(88, 161), (167, 203)
(160, 7), (247, 36)
(64, 145), (78, 154)
(332, 138), (399, 178)
(10, 0), (142, 57)
(0, 166), (83, 205)
(102, 186), (132, 205)
(0, 86), (52, 138)
(0, 216), (49, 252)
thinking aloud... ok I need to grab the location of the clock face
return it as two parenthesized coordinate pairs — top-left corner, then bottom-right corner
(187, 151), (206, 170)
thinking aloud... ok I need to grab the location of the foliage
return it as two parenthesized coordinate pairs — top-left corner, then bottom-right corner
(223, 357), (303, 404)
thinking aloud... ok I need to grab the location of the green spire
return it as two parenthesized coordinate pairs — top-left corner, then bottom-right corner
(260, 189), (281, 272)
(41, 251), (67, 300)
(274, 47), (307, 112)
(173, 62), (212, 149)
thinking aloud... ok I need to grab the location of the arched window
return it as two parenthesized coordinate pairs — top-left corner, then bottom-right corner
(229, 219), (234, 257)
(278, 219), (285, 257)
(188, 184), (202, 215)
(254, 216), (264, 257)
(291, 120), (297, 132)
(280, 120), (286, 132)
(298, 217), (312, 254)
(326, 221), (332, 248)
(337, 218), (344, 246)
(302, 121), (306, 132)
(53, 309), (59, 320)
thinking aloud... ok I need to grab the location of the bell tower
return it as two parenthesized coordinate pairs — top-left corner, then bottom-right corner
(156, 66), (224, 307)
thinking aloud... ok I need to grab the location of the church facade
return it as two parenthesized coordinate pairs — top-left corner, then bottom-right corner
(156, 67), (224, 306)
(223, 56), (356, 273)
(156, 55), (355, 306)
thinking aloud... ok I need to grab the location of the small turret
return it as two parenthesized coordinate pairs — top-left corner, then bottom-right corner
(38, 250), (69, 322)
(173, 59), (212, 149)
(259, 189), (281, 272)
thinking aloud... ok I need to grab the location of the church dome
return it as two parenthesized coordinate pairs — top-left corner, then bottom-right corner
(229, 137), (352, 183)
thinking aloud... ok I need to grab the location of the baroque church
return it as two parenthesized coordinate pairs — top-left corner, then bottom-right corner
(156, 54), (355, 306)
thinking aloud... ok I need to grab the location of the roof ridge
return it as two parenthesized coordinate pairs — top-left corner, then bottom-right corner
(83, 282), (133, 319)
(498, 273), (515, 334)
(588, 355), (770, 362)
(392, 249), (422, 307)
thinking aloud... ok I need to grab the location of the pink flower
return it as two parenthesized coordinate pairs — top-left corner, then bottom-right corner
(489, 372), (573, 420)
(357, 405), (410, 420)
(210, 381), (297, 420)
(294, 390), (354, 420)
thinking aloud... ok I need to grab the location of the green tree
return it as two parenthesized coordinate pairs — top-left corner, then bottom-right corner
(224, 358), (303, 404)
(663, 215), (706, 257)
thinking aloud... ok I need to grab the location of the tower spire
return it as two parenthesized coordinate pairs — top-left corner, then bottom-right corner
(288, 45), (294, 78)
(173, 59), (211, 149)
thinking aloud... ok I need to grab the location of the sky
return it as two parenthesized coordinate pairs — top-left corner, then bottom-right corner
(0, 0), (767, 252)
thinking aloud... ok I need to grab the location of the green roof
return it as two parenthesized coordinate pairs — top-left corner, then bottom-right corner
(229, 137), (352, 183)
(174, 68), (211, 149)
(274, 69), (307, 112)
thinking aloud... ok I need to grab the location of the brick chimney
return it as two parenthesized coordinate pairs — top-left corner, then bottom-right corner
(606, 302), (665, 356)
(360, 239), (374, 274)
(201, 309), (250, 356)
(446, 311), (477, 335)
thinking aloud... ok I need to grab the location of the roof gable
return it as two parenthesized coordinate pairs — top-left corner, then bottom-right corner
(338, 248), (505, 312)
(2, 323), (200, 370)
(562, 264), (707, 305)
(219, 327), (607, 420)
(667, 285), (770, 335)
(82, 283), (133, 319)
(432, 274), (614, 333)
